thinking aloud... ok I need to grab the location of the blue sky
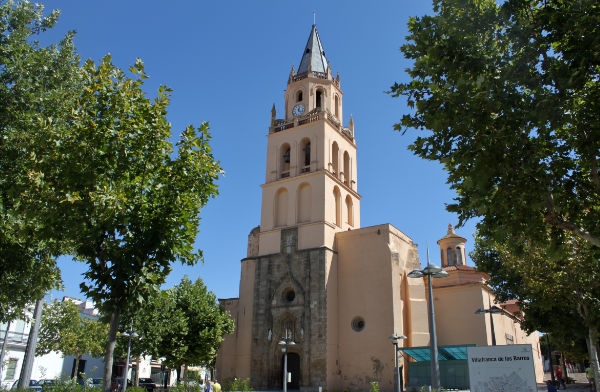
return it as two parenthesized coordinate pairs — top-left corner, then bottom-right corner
(38, 0), (479, 301)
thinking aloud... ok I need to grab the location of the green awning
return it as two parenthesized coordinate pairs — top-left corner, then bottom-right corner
(398, 345), (475, 361)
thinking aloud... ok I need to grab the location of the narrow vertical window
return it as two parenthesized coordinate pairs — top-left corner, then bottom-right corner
(300, 138), (311, 173)
(6, 359), (17, 379)
(345, 195), (353, 226)
(297, 90), (303, 102)
(343, 151), (350, 185)
(335, 95), (339, 118)
(456, 247), (462, 264)
(333, 187), (341, 227)
(316, 90), (323, 109)
(275, 188), (289, 227)
(332, 142), (339, 177)
(280, 144), (291, 178)
(447, 247), (453, 266)
(297, 183), (312, 223)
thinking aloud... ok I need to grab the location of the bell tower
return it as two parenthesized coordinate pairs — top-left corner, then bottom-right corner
(258, 24), (360, 256)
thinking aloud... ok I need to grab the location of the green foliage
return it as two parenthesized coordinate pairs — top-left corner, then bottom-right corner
(472, 234), (600, 346)
(36, 300), (108, 371)
(369, 381), (379, 392)
(119, 276), (234, 372)
(124, 387), (146, 392)
(42, 377), (87, 392)
(390, 0), (600, 249)
(221, 378), (252, 392)
(0, 1), (222, 390)
(170, 384), (202, 392)
(392, 1), (600, 386)
(0, 0), (78, 323)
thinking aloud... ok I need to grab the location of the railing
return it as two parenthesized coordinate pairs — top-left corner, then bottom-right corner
(293, 71), (328, 82)
(300, 166), (310, 173)
(270, 110), (354, 143)
(280, 171), (290, 178)
(0, 330), (28, 345)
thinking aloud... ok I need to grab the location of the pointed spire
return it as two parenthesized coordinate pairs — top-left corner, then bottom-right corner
(288, 65), (296, 84)
(298, 25), (329, 75)
(349, 115), (354, 134)
(271, 104), (276, 125)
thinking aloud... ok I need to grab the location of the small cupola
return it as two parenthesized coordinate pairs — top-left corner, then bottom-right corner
(437, 224), (467, 267)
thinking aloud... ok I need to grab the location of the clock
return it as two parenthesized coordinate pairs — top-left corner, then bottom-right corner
(292, 104), (305, 117)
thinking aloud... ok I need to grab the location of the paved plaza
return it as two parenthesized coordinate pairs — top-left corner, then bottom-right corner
(536, 372), (595, 392)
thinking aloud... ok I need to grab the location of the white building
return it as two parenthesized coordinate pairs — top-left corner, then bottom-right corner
(1, 298), (104, 388)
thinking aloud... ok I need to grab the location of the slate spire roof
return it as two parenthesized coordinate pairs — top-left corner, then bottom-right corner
(297, 24), (328, 74)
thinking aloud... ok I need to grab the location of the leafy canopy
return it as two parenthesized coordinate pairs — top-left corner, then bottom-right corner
(37, 300), (108, 359)
(0, 0), (80, 322)
(119, 277), (234, 371)
(390, 0), (600, 249)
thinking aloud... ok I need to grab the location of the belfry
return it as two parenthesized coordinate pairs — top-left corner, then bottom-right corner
(215, 25), (542, 391)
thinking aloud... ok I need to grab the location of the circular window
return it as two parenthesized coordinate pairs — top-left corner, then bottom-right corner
(283, 289), (295, 303)
(351, 316), (365, 332)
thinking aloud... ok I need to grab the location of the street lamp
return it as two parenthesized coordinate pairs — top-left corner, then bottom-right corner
(278, 335), (296, 392)
(390, 334), (407, 392)
(120, 326), (139, 392)
(475, 305), (504, 346)
(407, 248), (448, 391)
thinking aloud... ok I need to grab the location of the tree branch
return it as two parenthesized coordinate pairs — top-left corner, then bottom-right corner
(544, 193), (600, 247)
(590, 155), (600, 193)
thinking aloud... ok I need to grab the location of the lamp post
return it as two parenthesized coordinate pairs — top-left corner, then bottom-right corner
(390, 334), (407, 392)
(474, 305), (503, 346)
(475, 304), (521, 347)
(278, 335), (296, 392)
(407, 248), (448, 391)
(120, 325), (139, 392)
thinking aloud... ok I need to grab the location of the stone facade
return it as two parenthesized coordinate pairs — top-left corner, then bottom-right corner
(249, 228), (331, 390)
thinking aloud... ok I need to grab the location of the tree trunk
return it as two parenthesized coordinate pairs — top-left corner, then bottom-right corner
(102, 307), (122, 392)
(175, 367), (181, 385)
(586, 327), (600, 392)
(74, 355), (81, 380)
(18, 299), (43, 389)
(134, 357), (140, 387)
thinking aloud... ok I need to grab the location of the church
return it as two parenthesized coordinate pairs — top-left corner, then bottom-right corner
(215, 25), (542, 391)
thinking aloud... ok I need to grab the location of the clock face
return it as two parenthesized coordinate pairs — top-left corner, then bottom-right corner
(293, 104), (305, 117)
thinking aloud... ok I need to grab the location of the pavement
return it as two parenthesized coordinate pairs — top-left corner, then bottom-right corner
(536, 372), (595, 392)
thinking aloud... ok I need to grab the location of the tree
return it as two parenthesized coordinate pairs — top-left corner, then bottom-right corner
(37, 300), (108, 378)
(119, 277), (234, 384)
(162, 276), (234, 380)
(472, 233), (600, 387)
(390, 0), (600, 386)
(390, 0), (600, 249)
(0, 0), (79, 323)
(45, 57), (222, 392)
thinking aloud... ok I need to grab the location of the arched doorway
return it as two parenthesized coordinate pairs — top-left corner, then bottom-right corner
(281, 353), (300, 390)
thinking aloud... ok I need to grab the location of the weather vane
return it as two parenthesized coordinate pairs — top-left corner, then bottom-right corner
(313, 11), (316, 25)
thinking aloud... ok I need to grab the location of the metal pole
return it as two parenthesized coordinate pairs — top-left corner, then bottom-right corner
(545, 334), (556, 384)
(394, 344), (401, 392)
(489, 311), (497, 346)
(282, 349), (288, 392)
(0, 320), (11, 375)
(18, 299), (42, 389)
(122, 334), (132, 392)
(426, 275), (440, 391)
